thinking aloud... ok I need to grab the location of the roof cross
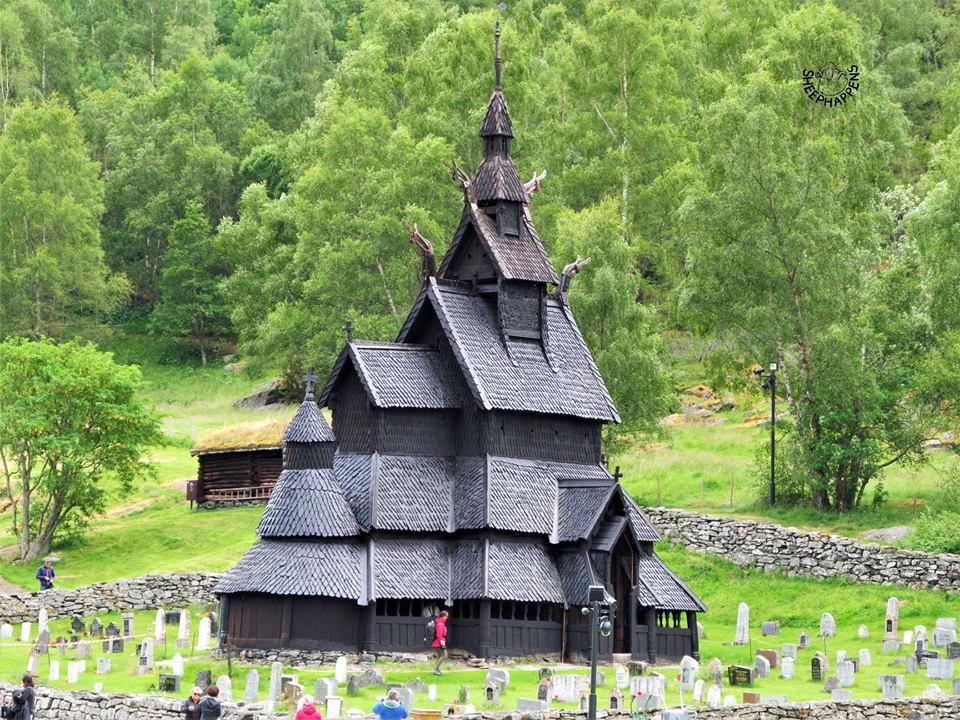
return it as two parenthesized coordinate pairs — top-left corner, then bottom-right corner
(613, 465), (623, 482)
(303, 367), (318, 400)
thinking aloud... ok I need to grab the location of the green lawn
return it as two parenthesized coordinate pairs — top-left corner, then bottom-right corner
(3, 545), (960, 707)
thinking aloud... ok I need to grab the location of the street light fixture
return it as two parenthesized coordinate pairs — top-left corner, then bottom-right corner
(582, 585), (614, 720)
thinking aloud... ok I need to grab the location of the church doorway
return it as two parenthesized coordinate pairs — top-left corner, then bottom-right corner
(611, 533), (636, 654)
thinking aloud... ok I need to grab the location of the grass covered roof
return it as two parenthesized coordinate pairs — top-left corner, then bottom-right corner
(191, 419), (286, 455)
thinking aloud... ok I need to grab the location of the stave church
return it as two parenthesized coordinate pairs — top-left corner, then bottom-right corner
(215, 24), (704, 662)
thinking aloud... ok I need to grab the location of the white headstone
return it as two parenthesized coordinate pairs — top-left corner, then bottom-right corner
(857, 624), (868, 639)
(78, 659), (87, 674)
(268, 661), (283, 709)
(19, 622), (31, 643)
(692, 679), (704, 703)
(924, 684), (947, 698)
(93, 682), (103, 693)
(335, 656), (348, 683)
(327, 696), (343, 719)
(553, 674), (580, 703)
(781, 643), (797, 660)
(831, 689), (853, 701)
(781, 657), (794, 679)
(754, 654), (770, 678)
(679, 656), (699, 691)
(0, 624), (11, 639)
(836, 650), (847, 665)
(428, 684), (438, 701)
(49, 660), (60, 680)
(904, 630), (914, 645)
(934, 626), (957, 648)
(140, 637), (155, 668)
(723, 695), (736, 707)
(217, 675), (232, 702)
(859, 649), (872, 667)
(26, 653), (37, 673)
(837, 660), (855, 687)
(820, 613), (836, 637)
(176, 610), (190, 648)
(244, 669), (260, 704)
(706, 685), (721, 707)
(937, 618), (958, 631)
(196, 616), (212, 650)
(96, 657), (111, 675)
(171, 653), (184, 677)
(615, 665), (629, 689)
(927, 658), (954, 680)
(879, 674), (904, 700)
(67, 662), (79, 684)
(735, 602), (749, 645)
(885, 597), (899, 640)
(155, 608), (166, 641)
(38, 608), (48, 635)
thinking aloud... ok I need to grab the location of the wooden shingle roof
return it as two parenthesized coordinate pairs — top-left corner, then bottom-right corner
(479, 89), (514, 138)
(636, 553), (707, 612)
(284, 398), (335, 443)
(256, 468), (361, 538)
(474, 154), (526, 203)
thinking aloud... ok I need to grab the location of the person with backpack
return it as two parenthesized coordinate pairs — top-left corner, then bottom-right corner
(197, 685), (221, 720)
(431, 610), (448, 675)
(10, 675), (35, 720)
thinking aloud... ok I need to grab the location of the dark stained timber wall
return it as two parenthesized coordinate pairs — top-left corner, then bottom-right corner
(227, 594), (363, 651)
(486, 411), (601, 464)
(333, 371), (374, 452)
(377, 409), (457, 455)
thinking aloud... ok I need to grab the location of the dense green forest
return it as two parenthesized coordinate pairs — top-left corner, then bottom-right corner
(1, 0), (960, 513)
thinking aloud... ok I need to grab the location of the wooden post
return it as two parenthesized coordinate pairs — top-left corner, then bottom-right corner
(478, 599), (492, 658)
(645, 607), (657, 663)
(364, 603), (377, 653)
(687, 611), (699, 660)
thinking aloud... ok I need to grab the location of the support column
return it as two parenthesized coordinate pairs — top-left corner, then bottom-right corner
(687, 611), (700, 660)
(364, 603), (378, 653)
(217, 595), (229, 649)
(645, 608), (657, 663)
(478, 599), (492, 658)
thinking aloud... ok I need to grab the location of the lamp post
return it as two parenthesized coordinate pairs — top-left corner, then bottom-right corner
(582, 585), (613, 720)
(761, 362), (778, 505)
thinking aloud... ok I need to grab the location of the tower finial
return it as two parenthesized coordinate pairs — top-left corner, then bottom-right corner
(303, 367), (318, 401)
(494, 21), (502, 90)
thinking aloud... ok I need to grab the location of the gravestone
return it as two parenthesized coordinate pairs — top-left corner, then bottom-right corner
(679, 656), (699, 691)
(104, 622), (123, 653)
(284, 681), (305, 710)
(934, 626), (957, 648)
(880, 674), (904, 700)
(67, 662), (79, 684)
(346, 668), (384, 695)
(20, 622), (31, 643)
(757, 648), (778, 669)
(217, 676), (232, 703)
(925, 684), (947, 698)
(918, 649), (940, 666)
(761, 621), (779, 636)
(781, 657), (794, 679)
(139, 637), (155, 673)
(836, 649), (847, 664)
(483, 681), (500, 706)
(823, 676), (840, 692)
(171, 653), (184, 677)
(859, 648), (872, 666)
(406, 678), (426, 693)
(948, 642), (960, 660)
(882, 639), (900, 654)
(96, 657), (110, 675)
(326, 697), (343, 720)
(244, 669), (260, 705)
(706, 685), (721, 707)
(280, 674), (300, 696)
(885, 597), (900, 641)
(906, 655), (918, 674)
(37, 608), (48, 635)
(857, 624), (869, 639)
(837, 660), (855, 687)
(267, 662), (283, 709)
(954, 678), (960, 696)
(26, 652), (38, 674)
(927, 658), (953, 680)
(0, 624), (13, 639)
(537, 679), (551, 702)
(196, 670), (212, 690)
(741, 692), (759, 704)
(799, 631), (809, 649)
(811, 655), (825, 681)
(615, 664), (628, 689)
(627, 661), (646, 677)
(761, 695), (788, 705)
(707, 657), (722, 676)
(820, 612), (836, 637)
(727, 665), (753, 686)
(635, 674), (665, 709)
(937, 618), (958, 631)
(155, 608), (166, 641)
(429, 684), (438, 701)
(159, 674), (180, 693)
(781, 643), (797, 660)
(196, 616), (212, 651)
(36, 629), (50, 654)
(335, 656), (348, 683)
(904, 629), (914, 646)
(89, 619), (102, 637)
(176, 610), (190, 649)
(165, 610), (180, 625)
(691, 680), (703, 704)
(517, 700), (548, 712)
(76, 641), (90, 659)
(831, 689), (853, 701)
(661, 711), (689, 720)
(487, 668), (510, 689)
(121, 612), (134, 638)
(735, 602), (749, 645)
(399, 687), (416, 709)
(553, 674), (579, 702)
(70, 616), (85, 635)
(915, 625), (929, 650)
(539, 667), (555, 681)
(49, 660), (60, 681)
(753, 655), (770, 679)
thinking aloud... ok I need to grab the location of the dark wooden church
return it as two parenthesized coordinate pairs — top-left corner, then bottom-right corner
(215, 26), (704, 662)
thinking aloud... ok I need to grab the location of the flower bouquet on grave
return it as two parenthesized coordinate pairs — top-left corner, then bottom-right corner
(629, 690), (659, 719)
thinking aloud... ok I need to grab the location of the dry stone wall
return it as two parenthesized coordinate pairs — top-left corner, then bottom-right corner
(0, 573), (221, 623)
(643, 507), (960, 589)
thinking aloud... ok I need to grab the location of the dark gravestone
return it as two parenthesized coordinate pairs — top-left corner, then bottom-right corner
(811, 657), (824, 681)
(70, 617), (85, 635)
(727, 666), (753, 687)
(917, 649), (939, 667)
(159, 674), (181, 693)
(948, 643), (960, 660)
(196, 670), (212, 690)
(165, 611), (181, 626)
(56, 636), (66, 658)
(89, 619), (103, 637)
(799, 632), (809, 649)
(103, 622), (123, 653)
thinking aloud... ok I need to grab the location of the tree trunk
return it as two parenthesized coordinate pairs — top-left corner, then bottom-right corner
(149, 4), (158, 86)
(376, 258), (397, 316)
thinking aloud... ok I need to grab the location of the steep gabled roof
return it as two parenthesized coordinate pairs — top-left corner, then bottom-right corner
(557, 482), (619, 542)
(425, 280), (619, 421)
(636, 553), (707, 612)
(620, 487), (661, 543)
(437, 204), (559, 285)
(214, 539), (364, 600)
(474, 154), (526, 203)
(256, 469), (361, 538)
(479, 89), (514, 138)
(319, 341), (464, 410)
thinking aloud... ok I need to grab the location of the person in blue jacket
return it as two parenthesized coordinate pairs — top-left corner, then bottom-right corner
(36, 560), (55, 591)
(373, 689), (409, 720)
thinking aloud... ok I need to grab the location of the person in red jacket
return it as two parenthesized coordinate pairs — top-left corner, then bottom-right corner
(296, 694), (322, 720)
(432, 610), (448, 675)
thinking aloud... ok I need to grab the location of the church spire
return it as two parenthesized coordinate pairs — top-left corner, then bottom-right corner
(494, 21), (502, 91)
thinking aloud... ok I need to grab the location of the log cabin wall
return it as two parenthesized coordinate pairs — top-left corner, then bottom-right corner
(196, 449), (283, 502)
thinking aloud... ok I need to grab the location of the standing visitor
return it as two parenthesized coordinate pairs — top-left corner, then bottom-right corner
(372, 689), (408, 720)
(35, 560), (54, 591)
(432, 610), (448, 675)
(197, 685), (221, 720)
(11, 675), (36, 720)
(180, 686), (203, 719)
(296, 694), (322, 720)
